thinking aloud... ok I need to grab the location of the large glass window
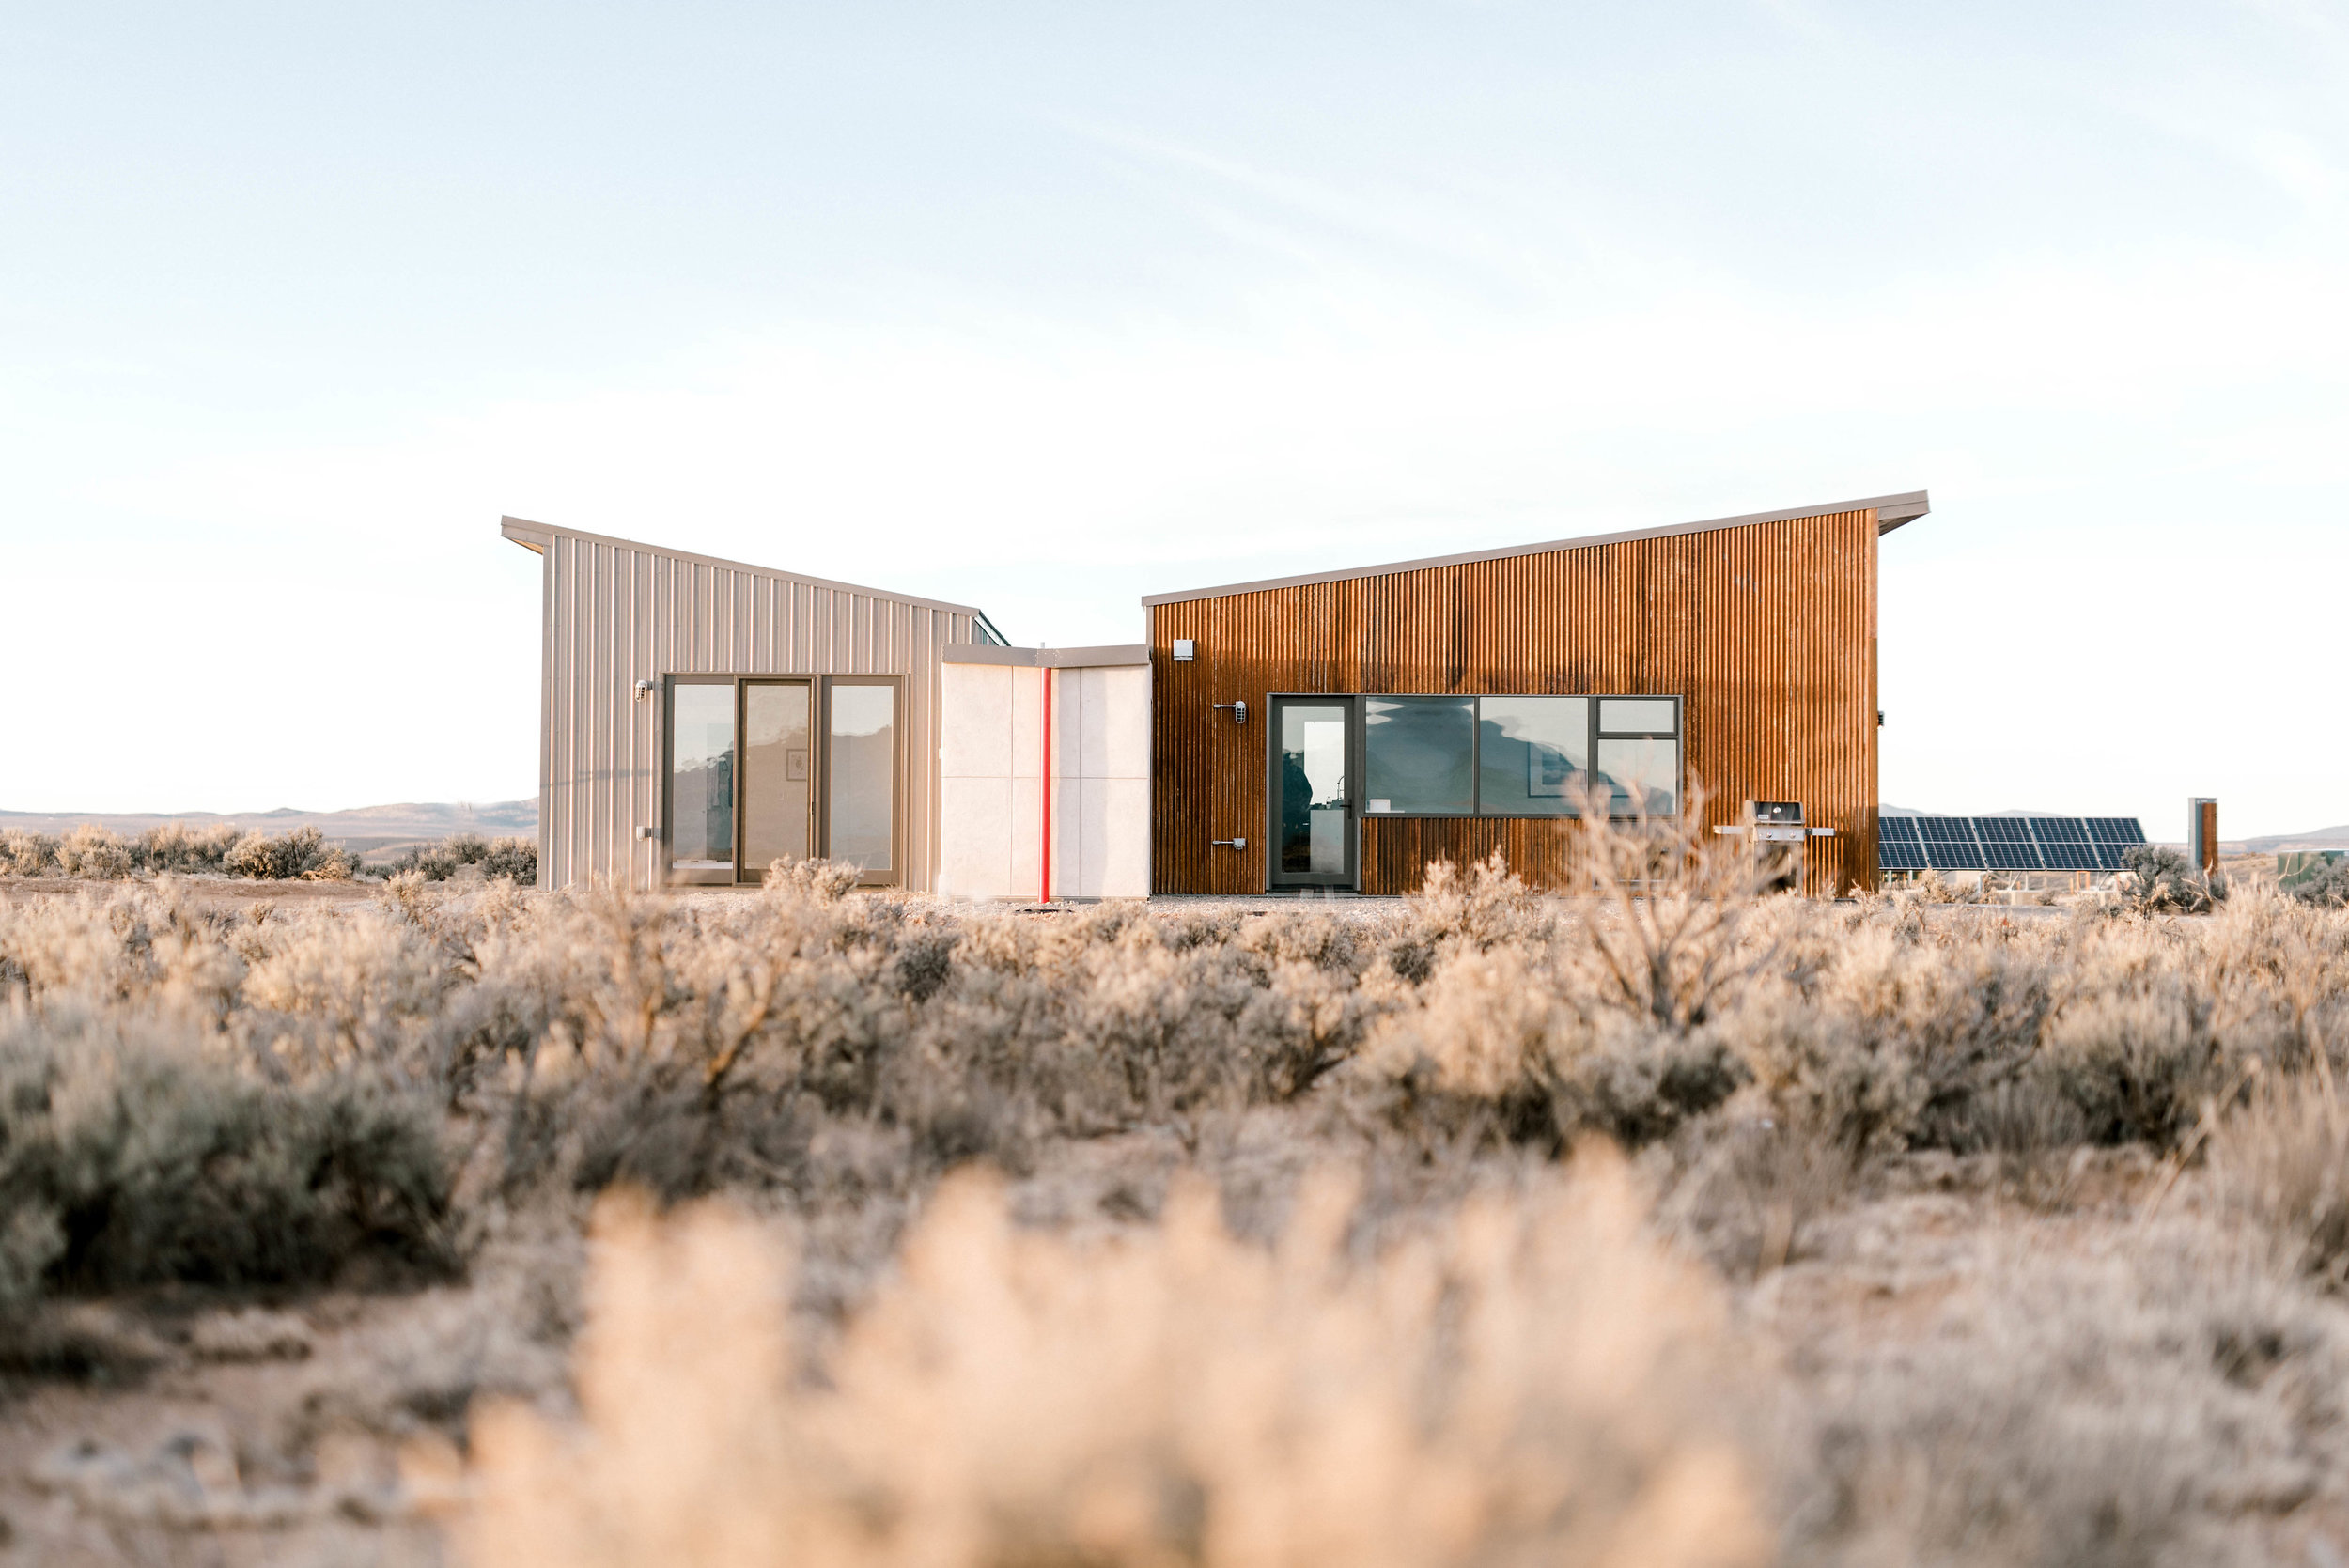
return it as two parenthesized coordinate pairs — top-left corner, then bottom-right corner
(1347, 691), (1677, 819)
(669, 682), (736, 876)
(1478, 696), (1590, 816)
(1363, 696), (1476, 815)
(827, 682), (895, 874)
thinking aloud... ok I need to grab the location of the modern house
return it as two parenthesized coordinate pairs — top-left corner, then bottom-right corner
(504, 489), (1924, 897)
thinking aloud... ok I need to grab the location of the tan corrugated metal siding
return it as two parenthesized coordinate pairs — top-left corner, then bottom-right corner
(1150, 507), (1880, 893)
(514, 523), (983, 891)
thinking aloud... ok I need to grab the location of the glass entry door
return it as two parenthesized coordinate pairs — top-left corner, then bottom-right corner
(740, 680), (814, 877)
(1268, 697), (1356, 889)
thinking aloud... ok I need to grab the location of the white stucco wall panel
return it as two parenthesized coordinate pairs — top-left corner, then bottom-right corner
(939, 655), (1149, 899)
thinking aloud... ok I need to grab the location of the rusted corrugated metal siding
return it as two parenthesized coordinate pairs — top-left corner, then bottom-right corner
(1150, 507), (1880, 894)
(510, 521), (982, 892)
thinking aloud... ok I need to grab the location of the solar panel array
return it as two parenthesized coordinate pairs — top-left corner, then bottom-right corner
(1877, 815), (2146, 873)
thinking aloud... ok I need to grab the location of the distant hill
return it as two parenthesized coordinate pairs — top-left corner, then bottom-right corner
(2239, 825), (2349, 852)
(0, 800), (537, 856)
(1881, 805), (2070, 817)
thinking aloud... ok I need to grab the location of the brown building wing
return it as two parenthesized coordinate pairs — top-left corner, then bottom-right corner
(1147, 504), (1887, 894)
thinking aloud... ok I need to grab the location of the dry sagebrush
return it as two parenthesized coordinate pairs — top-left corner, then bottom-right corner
(3, 827), (2349, 1307)
(7, 822), (2349, 1561)
(0, 819), (352, 880)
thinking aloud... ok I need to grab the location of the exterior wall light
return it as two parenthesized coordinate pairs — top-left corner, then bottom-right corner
(1212, 836), (1248, 849)
(1212, 700), (1247, 724)
(1172, 639), (1195, 661)
(635, 679), (657, 701)
(635, 826), (659, 842)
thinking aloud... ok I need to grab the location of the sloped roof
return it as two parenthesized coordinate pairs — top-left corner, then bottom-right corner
(500, 516), (999, 629)
(1138, 489), (1927, 608)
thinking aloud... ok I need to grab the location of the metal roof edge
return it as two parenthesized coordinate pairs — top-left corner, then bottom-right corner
(499, 518), (549, 555)
(944, 644), (1151, 668)
(1137, 489), (1931, 608)
(496, 515), (993, 621)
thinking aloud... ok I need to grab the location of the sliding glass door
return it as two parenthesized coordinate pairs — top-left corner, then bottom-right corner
(668, 679), (738, 883)
(740, 681), (814, 870)
(826, 680), (895, 877)
(664, 675), (898, 887)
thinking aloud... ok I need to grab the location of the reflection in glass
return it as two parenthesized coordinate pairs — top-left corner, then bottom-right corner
(740, 682), (811, 877)
(828, 684), (895, 874)
(1278, 706), (1350, 875)
(1595, 736), (1678, 817)
(1363, 697), (1474, 815)
(670, 683), (736, 874)
(1478, 696), (1589, 816)
(1598, 698), (1677, 735)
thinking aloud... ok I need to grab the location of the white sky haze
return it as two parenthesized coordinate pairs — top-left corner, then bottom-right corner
(4, 3), (2346, 837)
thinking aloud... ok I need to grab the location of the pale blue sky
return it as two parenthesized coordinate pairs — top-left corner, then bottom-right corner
(5, 3), (2346, 836)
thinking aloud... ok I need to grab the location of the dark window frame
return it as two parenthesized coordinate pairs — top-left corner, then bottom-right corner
(1346, 691), (1683, 822)
(1266, 694), (1361, 890)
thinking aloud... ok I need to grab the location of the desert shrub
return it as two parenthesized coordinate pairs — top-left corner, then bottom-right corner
(2122, 843), (2224, 913)
(481, 835), (538, 883)
(0, 828), (59, 877)
(2292, 857), (2349, 908)
(2029, 972), (2218, 1147)
(1348, 812), (1788, 1153)
(463, 1155), (1768, 1568)
(1781, 1217), (2349, 1567)
(223, 824), (354, 880)
(384, 831), (537, 884)
(134, 820), (241, 874)
(2210, 1073), (2349, 1284)
(1657, 1104), (1856, 1278)
(0, 821), (317, 880)
(0, 1013), (453, 1306)
(3, 852), (2347, 1273)
(53, 824), (132, 879)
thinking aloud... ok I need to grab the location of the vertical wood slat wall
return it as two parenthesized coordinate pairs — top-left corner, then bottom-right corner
(1149, 508), (1880, 894)
(527, 528), (980, 892)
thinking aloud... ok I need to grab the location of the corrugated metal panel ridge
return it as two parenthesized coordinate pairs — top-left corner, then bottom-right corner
(521, 526), (980, 893)
(1148, 509), (1879, 895)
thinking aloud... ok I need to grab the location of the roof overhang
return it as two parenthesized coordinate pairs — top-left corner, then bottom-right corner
(1139, 489), (1930, 608)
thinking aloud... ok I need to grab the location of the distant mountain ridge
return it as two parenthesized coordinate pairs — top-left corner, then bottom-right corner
(2239, 826), (2349, 852)
(0, 800), (537, 856)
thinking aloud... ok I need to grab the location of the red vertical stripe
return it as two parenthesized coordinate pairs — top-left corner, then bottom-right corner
(1041, 663), (1053, 903)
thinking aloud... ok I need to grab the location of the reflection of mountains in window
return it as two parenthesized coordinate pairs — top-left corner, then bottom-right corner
(1591, 767), (1673, 816)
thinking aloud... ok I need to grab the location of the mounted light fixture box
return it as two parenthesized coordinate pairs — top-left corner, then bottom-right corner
(1172, 639), (1195, 661)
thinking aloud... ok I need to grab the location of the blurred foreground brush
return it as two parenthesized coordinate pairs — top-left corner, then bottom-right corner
(462, 1150), (1766, 1568)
